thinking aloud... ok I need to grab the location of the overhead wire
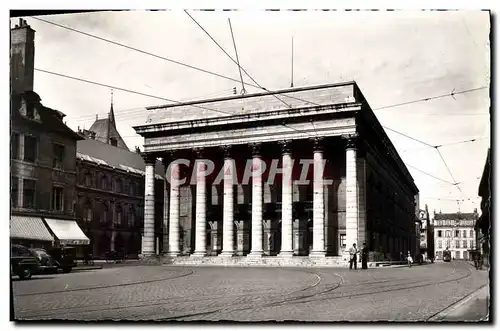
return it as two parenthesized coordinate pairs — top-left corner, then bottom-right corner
(371, 86), (488, 111)
(184, 10), (292, 108)
(71, 88), (236, 121)
(30, 15), (486, 198)
(34, 68), (236, 117)
(400, 137), (488, 153)
(31, 15), (319, 108)
(40, 65), (485, 193)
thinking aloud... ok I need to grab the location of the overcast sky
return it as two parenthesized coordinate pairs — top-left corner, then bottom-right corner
(13, 10), (490, 215)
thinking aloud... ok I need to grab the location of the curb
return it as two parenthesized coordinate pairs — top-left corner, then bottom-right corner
(428, 285), (489, 321)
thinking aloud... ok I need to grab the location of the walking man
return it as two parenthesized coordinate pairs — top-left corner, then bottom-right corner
(349, 243), (358, 270)
(407, 251), (413, 268)
(361, 242), (369, 269)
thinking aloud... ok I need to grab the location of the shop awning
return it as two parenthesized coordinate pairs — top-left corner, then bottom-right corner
(44, 218), (90, 246)
(10, 215), (54, 242)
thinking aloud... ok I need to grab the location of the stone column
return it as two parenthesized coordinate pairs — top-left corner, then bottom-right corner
(141, 153), (156, 257)
(220, 146), (236, 257)
(161, 158), (170, 255)
(192, 148), (207, 257)
(343, 134), (359, 256)
(167, 155), (181, 256)
(310, 138), (326, 257)
(249, 143), (264, 257)
(357, 158), (367, 248)
(279, 140), (294, 257)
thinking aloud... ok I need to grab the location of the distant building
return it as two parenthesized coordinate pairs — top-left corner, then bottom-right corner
(10, 19), (89, 251)
(477, 148), (491, 265)
(433, 210), (478, 260)
(418, 205), (433, 260)
(75, 102), (164, 259)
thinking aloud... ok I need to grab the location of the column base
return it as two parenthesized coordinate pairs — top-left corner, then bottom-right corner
(219, 252), (236, 257)
(165, 251), (181, 257)
(278, 251), (294, 257)
(309, 251), (326, 258)
(247, 251), (264, 258)
(191, 252), (207, 257)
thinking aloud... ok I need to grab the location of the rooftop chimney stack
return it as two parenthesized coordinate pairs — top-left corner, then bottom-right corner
(10, 18), (35, 94)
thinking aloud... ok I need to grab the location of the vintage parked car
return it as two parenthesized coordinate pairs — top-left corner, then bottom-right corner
(10, 244), (40, 280)
(46, 246), (77, 273)
(29, 248), (61, 274)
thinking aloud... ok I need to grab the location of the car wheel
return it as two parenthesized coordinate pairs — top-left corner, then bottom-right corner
(62, 267), (72, 273)
(18, 267), (32, 280)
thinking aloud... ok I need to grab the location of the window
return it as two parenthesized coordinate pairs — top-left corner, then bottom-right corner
(100, 175), (108, 190)
(24, 135), (37, 163)
(455, 251), (460, 259)
(110, 137), (117, 147)
(85, 172), (92, 187)
(127, 208), (135, 227)
(445, 230), (451, 238)
(463, 240), (467, 249)
(26, 103), (35, 119)
(437, 230), (442, 238)
(11, 177), (18, 207)
(463, 230), (467, 238)
(115, 205), (122, 226)
(101, 203), (108, 223)
(470, 240), (474, 249)
(455, 230), (460, 237)
(52, 143), (65, 169)
(340, 234), (346, 248)
(446, 240), (451, 249)
(455, 240), (460, 249)
(52, 187), (64, 211)
(129, 181), (135, 196)
(22, 179), (36, 208)
(470, 230), (474, 238)
(85, 208), (92, 222)
(83, 200), (92, 222)
(11, 133), (19, 159)
(438, 240), (442, 249)
(115, 178), (122, 193)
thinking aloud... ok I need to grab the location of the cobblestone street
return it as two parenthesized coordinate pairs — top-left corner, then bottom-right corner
(12, 261), (488, 322)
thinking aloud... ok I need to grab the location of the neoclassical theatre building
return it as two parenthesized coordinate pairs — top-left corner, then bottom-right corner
(134, 82), (419, 265)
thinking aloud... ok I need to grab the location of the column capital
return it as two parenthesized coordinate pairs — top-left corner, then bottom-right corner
(141, 152), (157, 165)
(249, 142), (261, 157)
(310, 137), (324, 152)
(279, 140), (292, 154)
(342, 133), (359, 150)
(220, 145), (233, 159)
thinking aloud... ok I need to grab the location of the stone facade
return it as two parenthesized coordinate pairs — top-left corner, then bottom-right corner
(75, 129), (165, 259)
(134, 82), (419, 264)
(10, 19), (83, 248)
(433, 211), (478, 260)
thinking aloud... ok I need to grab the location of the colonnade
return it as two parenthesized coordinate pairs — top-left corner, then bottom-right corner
(141, 135), (359, 258)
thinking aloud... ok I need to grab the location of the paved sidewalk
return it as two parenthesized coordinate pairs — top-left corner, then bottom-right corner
(429, 284), (490, 321)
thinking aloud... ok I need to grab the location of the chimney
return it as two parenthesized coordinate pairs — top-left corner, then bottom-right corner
(11, 18), (35, 94)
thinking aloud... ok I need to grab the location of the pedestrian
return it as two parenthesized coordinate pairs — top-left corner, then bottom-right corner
(349, 243), (358, 270)
(361, 242), (369, 269)
(407, 251), (413, 268)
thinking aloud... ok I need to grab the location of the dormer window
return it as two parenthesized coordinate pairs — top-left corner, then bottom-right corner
(19, 99), (40, 121)
(26, 103), (35, 119)
(110, 137), (117, 147)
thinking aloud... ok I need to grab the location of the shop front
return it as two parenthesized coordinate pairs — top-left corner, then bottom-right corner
(44, 218), (91, 259)
(10, 215), (54, 249)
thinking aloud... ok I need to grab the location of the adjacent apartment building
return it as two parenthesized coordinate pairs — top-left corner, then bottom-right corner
(75, 103), (165, 259)
(10, 19), (89, 251)
(433, 210), (478, 260)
